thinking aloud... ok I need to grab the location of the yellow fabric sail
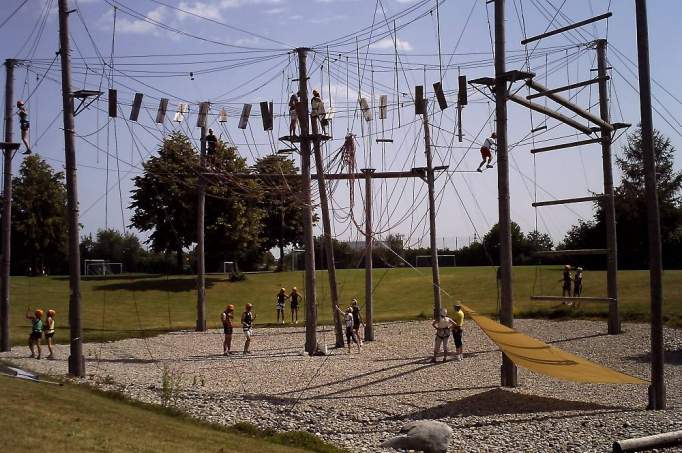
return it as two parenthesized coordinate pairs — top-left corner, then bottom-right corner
(462, 305), (647, 385)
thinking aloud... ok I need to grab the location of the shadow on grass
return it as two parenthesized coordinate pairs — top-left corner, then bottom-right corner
(92, 277), (223, 292)
(401, 388), (624, 419)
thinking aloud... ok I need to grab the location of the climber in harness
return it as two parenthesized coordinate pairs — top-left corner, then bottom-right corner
(310, 89), (328, 134)
(288, 91), (300, 137)
(476, 132), (496, 172)
(205, 128), (217, 156)
(16, 100), (31, 155)
(431, 308), (455, 363)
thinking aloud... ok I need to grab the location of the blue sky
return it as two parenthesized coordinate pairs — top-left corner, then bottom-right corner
(1, 0), (680, 253)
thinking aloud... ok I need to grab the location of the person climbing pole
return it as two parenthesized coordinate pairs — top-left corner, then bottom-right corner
(477, 132), (496, 172)
(205, 128), (217, 156)
(289, 91), (300, 137)
(221, 304), (235, 355)
(241, 303), (255, 355)
(290, 287), (300, 324)
(310, 89), (327, 134)
(431, 308), (454, 363)
(16, 100), (31, 155)
(276, 287), (288, 324)
(26, 308), (43, 359)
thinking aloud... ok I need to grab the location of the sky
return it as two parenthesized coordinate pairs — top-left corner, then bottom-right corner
(0, 0), (681, 256)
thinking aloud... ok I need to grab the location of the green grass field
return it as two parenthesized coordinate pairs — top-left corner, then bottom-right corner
(5, 266), (682, 345)
(0, 373), (345, 453)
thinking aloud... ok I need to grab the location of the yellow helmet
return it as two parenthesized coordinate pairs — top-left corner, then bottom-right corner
(226, 304), (235, 311)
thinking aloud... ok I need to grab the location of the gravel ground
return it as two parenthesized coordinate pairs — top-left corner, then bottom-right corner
(3, 319), (681, 452)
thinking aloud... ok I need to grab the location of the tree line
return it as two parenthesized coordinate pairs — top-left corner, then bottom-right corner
(3, 127), (680, 274)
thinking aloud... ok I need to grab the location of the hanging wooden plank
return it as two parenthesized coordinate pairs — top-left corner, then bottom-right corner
(218, 107), (228, 123)
(415, 85), (424, 114)
(359, 97), (372, 121)
(155, 98), (168, 124)
(196, 102), (209, 128)
(174, 103), (189, 123)
(458, 75), (468, 106)
(238, 104), (251, 129)
(260, 101), (273, 131)
(433, 82), (448, 111)
(129, 93), (143, 122)
(108, 89), (117, 118)
(379, 95), (388, 119)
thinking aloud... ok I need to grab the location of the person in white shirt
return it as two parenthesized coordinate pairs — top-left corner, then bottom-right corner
(431, 308), (455, 363)
(310, 89), (327, 134)
(477, 132), (496, 172)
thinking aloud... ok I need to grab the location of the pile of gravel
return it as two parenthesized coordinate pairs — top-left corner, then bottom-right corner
(3, 319), (680, 452)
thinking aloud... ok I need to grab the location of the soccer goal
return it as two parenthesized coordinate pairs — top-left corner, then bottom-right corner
(415, 254), (456, 267)
(84, 260), (123, 276)
(222, 261), (237, 275)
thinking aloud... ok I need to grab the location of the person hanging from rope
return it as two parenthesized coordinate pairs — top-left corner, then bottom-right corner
(205, 128), (217, 156)
(336, 304), (361, 353)
(16, 100), (32, 155)
(451, 303), (464, 361)
(431, 308), (455, 363)
(310, 89), (328, 134)
(476, 131), (496, 172)
(288, 91), (300, 137)
(276, 287), (288, 324)
(26, 308), (43, 359)
(44, 309), (56, 360)
(560, 264), (573, 304)
(351, 298), (363, 346)
(289, 287), (300, 324)
(221, 304), (235, 355)
(241, 303), (256, 355)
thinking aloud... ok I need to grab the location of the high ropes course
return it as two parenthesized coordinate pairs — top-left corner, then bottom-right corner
(0, 0), (677, 407)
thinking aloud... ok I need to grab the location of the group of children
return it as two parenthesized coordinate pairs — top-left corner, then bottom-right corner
(335, 299), (363, 353)
(431, 303), (465, 363)
(561, 264), (584, 301)
(25, 308), (56, 360)
(275, 287), (301, 324)
(220, 303), (255, 355)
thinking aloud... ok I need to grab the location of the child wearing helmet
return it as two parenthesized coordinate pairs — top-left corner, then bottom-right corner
(351, 299), (363, 346)
(26, 308), (44, 359)
(44, 309), (56, 359)
(335, 304), (361, 353)
(476, 132), (496, 172)
(289, 287), (300, 324)
(221, 305), (235, 355)
(276, 288), (288, 324)
(573, 267), (584, 304)
(561, 265), (573, 302)
(241, 303), (255, 355)
(451, 303), (464, 361)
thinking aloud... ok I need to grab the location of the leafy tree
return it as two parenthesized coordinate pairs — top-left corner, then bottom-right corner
(130, 132), (198, 273)
(482, 222), (528, 265)
(80, 229), (146, 272)
(252, 155), (305, 270)
(10, 155), (68, 274)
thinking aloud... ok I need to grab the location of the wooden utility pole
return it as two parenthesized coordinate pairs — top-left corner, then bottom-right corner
(1, 59), (16, 352)
(362, 168), (375, 340)
(296, 48), (317, 354)
(312, 129), (344, 347)
(421, 100), (442, 320)
(494, 0), (517, 387)
(595, 39), (621, 335)
(634, 0), (665, 410)
(196, 124), (207, 332)
(58, 0), (85, 377)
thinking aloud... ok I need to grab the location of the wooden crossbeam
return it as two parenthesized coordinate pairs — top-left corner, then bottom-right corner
(530, 296), (614, 303)
(532, 195), (602, 207)
(521, 12), (613, 45)
(508, 94), (594, 135)
(527, 77), (609, 100)
(531, 138), (602, 154)
(534, 248), (608, 257)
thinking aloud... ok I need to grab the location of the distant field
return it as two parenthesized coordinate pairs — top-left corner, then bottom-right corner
(0, 373), (342, 453)
(5, 266), (682, 345)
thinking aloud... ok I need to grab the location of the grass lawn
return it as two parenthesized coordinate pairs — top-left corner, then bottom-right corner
(0, 372), (344, 453)
(5, 266), (682, 345)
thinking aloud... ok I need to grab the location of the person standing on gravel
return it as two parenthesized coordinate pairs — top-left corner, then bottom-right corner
(431, 308), (455, 363)
(336, 304), (361, 353)
(451, 304), (464, 361)
(560, 265), (573, 304)
(241, 303), (256, 355)
(351, 299), (363, 345)
(221, 304), (235, 355)
(276, 288), (288, 324)
(289, 287), (301, 324)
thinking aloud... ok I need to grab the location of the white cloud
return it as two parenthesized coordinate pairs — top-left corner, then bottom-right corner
(99, 6), (167, 35)
(370, 37), (413, 51)
(310, 15), (346, 24)
(265, 7), (286, 14)
(234, 36), (260, 46)
(177, 2), (225, 21)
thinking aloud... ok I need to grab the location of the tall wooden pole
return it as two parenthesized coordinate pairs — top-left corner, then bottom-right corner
(312, 119), (343, 347)
(196, 124), (206, 331)
(58, 0), (84, 377)
(297, 48), (317, 354)
(596, 39), (621, 335)
(495, 0), (517, 387)
(1, 59), (15, 352)
(422, 100), (442, 320)
(634, 0), (665, 410)
(362, 168), (375, 340)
